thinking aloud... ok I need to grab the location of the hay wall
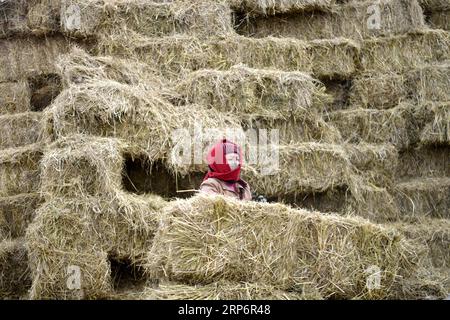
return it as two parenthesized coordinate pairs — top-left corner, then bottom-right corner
(0, 238), (31, 299)
(0, 82), (31, 115)
(146, 194), (425, 299)
(0, 36), (69, 82)
(236, 0), (425, 41)
(61, 0), (234, 38)
(0, 144), (43, 197)
(427, 10), (450, 30)
(0, 0), (448, 300)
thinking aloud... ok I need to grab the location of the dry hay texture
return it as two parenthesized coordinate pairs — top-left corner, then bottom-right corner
(0, 0), (449, 300)
(236, 0), (425, 41)
(146, 194), (439, 299)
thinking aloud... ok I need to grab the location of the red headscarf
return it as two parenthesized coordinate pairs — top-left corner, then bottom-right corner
(203, 139), (243, 182)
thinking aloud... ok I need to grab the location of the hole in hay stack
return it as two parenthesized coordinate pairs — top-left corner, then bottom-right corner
(122, 154), (204, 199)
(319, 77), (352, 111)
(267, 187), (350, 213)
(423, 10), (432, 26)
(109, 256), (146, 292)
(232, 10), (249, 33)
(28, 73), (62, 111)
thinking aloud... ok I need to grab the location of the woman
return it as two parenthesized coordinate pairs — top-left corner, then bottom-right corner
(199, 139), (252, 201)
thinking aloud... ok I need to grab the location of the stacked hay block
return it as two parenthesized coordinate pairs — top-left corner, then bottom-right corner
(0, 8), (69, 296)
(145, 194), (436, 299)
(25, 135), (166, 299)
(419, 0), (450, 31)
(0, 0), (448, 299)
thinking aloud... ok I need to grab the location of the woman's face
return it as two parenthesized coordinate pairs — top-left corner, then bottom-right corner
(225, 153), (240, 170)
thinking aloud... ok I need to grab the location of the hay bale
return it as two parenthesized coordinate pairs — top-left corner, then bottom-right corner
(0, 81), (31, 115)
(0, 0), (61, 37)
(419, 0), (450, 11)
(0, 36), (69, 82)
(345, 143), (398, 187)
(40, 135), (124, 199)
(0, 143), (43, 197)
(405, 62), (450, 103)
(45, 79), (241, 162)
(396, 145), (450, 179)
(26, 192), (163, 299)
(326, 103), (421, 149)
(98, 35), (312, 81)
(133, 280), (321, 300)
(244, 142), (353, 197)
(0, 112), (43, 149)
(61, 0), (233, 38)
(247, 116), (342, 144)
(26, 199), (112, 299)
(360, 29), (450, 73)
(230, 0), (333, 15)
(350, 61), (450, 109)
(391, 218), (450, 270)
(0, 238), (31, 299)
(94, 192), (165, 261)
(146, 194), (421, 299)
(237, 0), (425, 41)
(308, 38), (360, 79)
(394, 177), (450, 219)
(56, 47), (172, 96)
(45, 80), (180, 160)
(0, 0), (29, 38)
(349, 73), (409, 109)
(27, 0), (61, 35)
(428, 10), (450, 31)
(346, 184), (400, 223)
(420, 101), (450, 145)
(0, 193), (42, 239)
(176, 65), (331, 121)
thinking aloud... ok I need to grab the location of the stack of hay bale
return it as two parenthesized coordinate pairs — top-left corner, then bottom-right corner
(0, 0), (69, 298)
(0, 0), (448, 299)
